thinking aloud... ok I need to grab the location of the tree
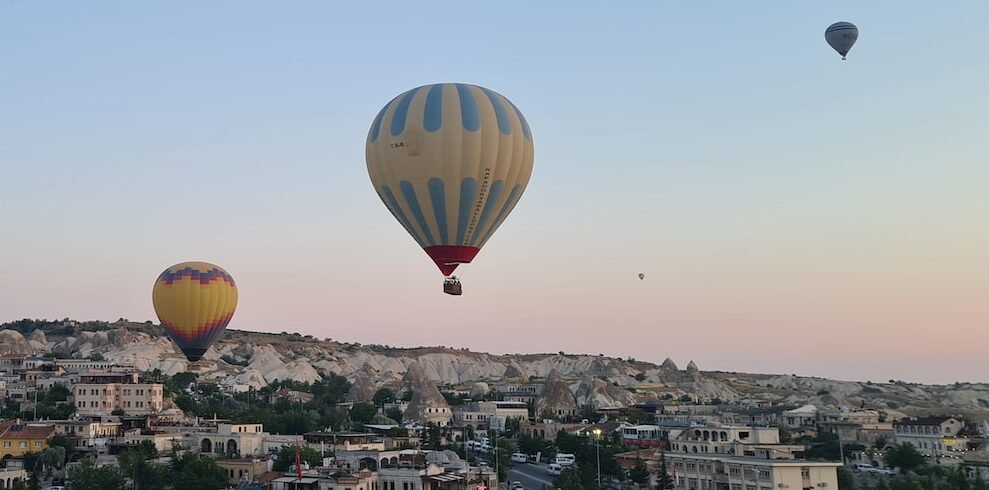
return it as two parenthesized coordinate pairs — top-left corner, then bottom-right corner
(427, 423), (442, 449)
(776, 425), (793, 444)
(629, 458), (651, 487)
(874, 434), (889, 449)
(350, 402), (378, 425)
(385, 407), (403, 423)
(837, 467), (855, 490)
(274, 445), (324, 471)
(974, 471), (989, 490)
(804, 433), (841, 461)
(172, 453), (228, 490)
(886, 444), (926, 473)
(945, 468), (970, 490)
(656, 451), (675, 490)
(626, 408), (654, 425)
(888, 477), (922, 490)
(40, 446), (66, 470)
(554, 468), (584, 490)
(67, 460), (126, 490)
(118, 443), (167, 490)
(373, 388), (396, 406)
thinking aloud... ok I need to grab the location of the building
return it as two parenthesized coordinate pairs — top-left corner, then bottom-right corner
(658, 423), (840, 490)
(269, 388), (314, 405)
(664, 453), (840, 490)
(494, 383), (542, 404)
(50, 420), (122, 451)
(304, 432), (386, 453)
(893, 416), (964, 457)
(0, 420), (54, 459)
(668, 425), (799, 458)
(55, 359), (121, 373)
(216, 457), (271, 487)
(520, 419), (588, 442)
(72, 371), (164, 416)
(781, 405), (818, 430)
(622, 425), (673, 448)
(0, 467), (28, 489)
(817, 409), (880, 426)
(123, 429), (185, 453)
(318, 468), (379, 490)
(452, 401), (528, 431)
(194, 423), (267, 458)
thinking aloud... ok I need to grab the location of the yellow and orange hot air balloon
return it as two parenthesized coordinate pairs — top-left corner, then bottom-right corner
(152, 261), (238, 362)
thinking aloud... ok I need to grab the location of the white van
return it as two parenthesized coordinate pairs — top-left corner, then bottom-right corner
(511, 452), (528, 463)
(547, 463), (563, 476)
(555, 453), (576, 466)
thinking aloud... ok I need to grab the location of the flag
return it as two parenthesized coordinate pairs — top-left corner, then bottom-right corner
(296, 437), (303, 480)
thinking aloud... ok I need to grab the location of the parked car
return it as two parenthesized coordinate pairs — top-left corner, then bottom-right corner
(548, 463), (563, 476)
(510, 482), (524, 490)
(853, 463), (895, 475)
(511, 452), (528, 463)
(555, 453), (576, 466)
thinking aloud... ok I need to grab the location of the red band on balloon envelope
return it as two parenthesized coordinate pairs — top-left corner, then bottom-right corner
(424, 246), (480, 276)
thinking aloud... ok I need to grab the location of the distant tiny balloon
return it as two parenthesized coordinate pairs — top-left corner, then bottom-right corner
(638, 273), (645, 280)
(825, 21), (859, 60)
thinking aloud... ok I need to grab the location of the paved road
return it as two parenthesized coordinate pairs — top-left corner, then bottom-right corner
(508, 462), (558, 490)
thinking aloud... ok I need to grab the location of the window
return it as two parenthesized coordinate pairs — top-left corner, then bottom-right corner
(758, 469), (770, 480)
(34, 441), (41, 448)
(729, 466), (740, 476)
(3, 442), (10, 448)
(801, 467), (810, 479)
(19, 441), (27, 448)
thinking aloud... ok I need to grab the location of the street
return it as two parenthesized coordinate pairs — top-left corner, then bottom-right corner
(508, 462), (558, 490)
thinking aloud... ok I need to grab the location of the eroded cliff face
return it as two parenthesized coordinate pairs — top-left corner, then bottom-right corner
(3, 321), (988, 418)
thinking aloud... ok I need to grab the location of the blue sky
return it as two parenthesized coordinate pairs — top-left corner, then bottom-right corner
(2, 2), (987, 383)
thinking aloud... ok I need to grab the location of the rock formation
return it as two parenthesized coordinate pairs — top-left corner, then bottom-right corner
(469, 382), (490, 398)
(403, 363), (452, 425)
(535, 369), (577, 418)
(346, 363), (378, 403)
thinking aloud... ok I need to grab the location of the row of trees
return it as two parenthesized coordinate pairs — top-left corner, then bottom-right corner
(67, 442), (227, 490)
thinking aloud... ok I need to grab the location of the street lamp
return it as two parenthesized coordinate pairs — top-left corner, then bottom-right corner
(593, 428), (602, 489)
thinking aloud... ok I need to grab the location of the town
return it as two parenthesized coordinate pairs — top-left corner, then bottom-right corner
(0, 329), (986, 490)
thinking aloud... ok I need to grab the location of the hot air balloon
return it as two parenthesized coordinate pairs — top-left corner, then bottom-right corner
(826, 21), (858, 60)
(366, 83), (534, 295)
(638, 273), (645, 280)
(152, 261), (237, 362)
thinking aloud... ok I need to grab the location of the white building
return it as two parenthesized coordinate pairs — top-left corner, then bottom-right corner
(781, 405), (818, 430)
(50, 420), (122, 450)
(452, 401), (528, 431)
(669, 425), (791, 457)
(665, 453), (840, 490)
(193, 423), (267, 458)
(893, 416), (964, 458)
(660, 423), (839, 490)
(72, 371), (163, 416)
(55, 359), (122, 373)
(622, 425), (674, 448)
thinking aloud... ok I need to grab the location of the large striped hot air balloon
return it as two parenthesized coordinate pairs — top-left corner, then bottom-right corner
(152, 261), (237, 362)
(365, 83), (534, 294)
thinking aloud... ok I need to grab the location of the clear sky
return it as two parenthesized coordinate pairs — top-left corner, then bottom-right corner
(2, 2), (986, 384)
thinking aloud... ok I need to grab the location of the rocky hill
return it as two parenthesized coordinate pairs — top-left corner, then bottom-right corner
(1, 319), (987, 420)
